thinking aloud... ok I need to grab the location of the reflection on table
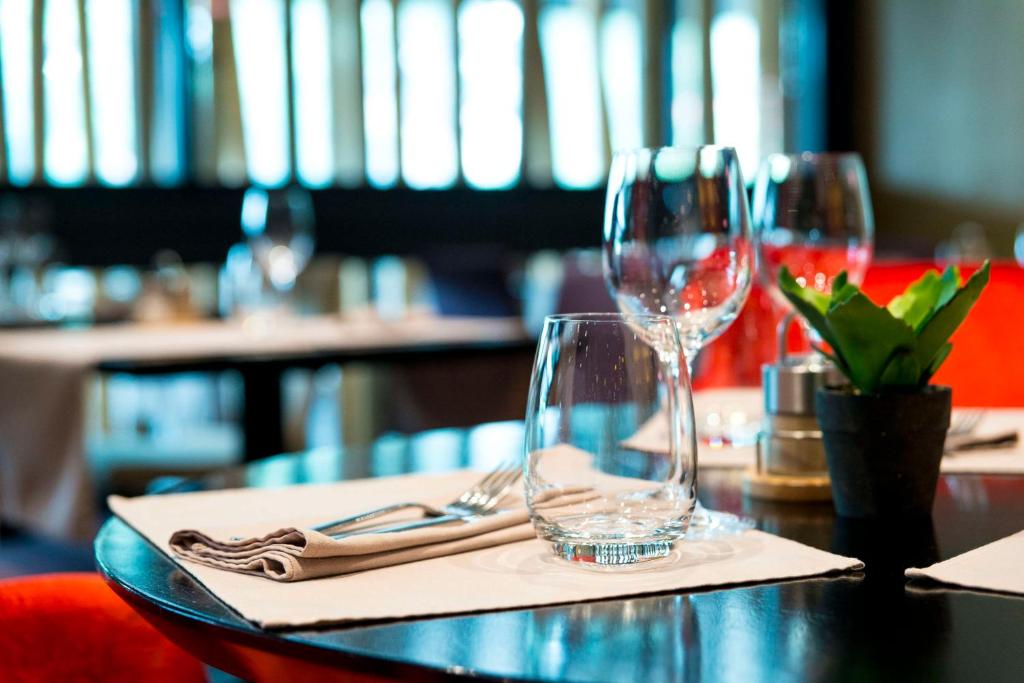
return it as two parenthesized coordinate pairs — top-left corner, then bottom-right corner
(98, 423), (1024, 682)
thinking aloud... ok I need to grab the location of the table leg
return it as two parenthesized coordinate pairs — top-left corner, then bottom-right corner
(240, 366), (285, 462)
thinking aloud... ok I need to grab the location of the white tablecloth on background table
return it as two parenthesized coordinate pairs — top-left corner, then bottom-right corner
(0, 315), (527, 540)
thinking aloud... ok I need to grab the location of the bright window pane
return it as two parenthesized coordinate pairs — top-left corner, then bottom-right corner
(458, 0), (523, 189)
(361, 0), (400, 188)
(600, 7), (643, 152)
(539, 4), (604, 189)
(0, 0), (35, 184)
(86, 0), (138, 186)
(231, 0), (291, 186)
(711, 9), (760, 180)
(397, 0), (459, 189)
(670, 13), (704, 146)
(43, 0), (89, 186)
(292, 0), (334, 187)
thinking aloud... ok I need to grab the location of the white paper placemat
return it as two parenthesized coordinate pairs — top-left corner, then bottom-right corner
(906, 530), (1024, 595)
(623, 387), (761, 470)
(632, 392), (1023, 475)
(940, 409), (1024, 474)
(110, 470), (863, 628)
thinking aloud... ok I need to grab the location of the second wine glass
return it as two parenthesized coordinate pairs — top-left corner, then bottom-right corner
(752, 152), (874, 317)
(602, 145), (754, 537)
(241, 186), (316, 311)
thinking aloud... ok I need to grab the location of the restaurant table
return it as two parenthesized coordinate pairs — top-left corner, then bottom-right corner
(97, 421), (1024, 682)
(0, 315), (533, 541)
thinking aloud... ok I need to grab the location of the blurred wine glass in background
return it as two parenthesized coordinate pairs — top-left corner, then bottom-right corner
(241, 186), (316, 310)
(935, 222), (993, 266)
(752, 152), (873, 327)
(1016, 224), (1024, 267)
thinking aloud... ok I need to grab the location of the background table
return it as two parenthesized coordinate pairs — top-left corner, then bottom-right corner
(0, 316), (534, 540)
(97, 423), (1024, 682)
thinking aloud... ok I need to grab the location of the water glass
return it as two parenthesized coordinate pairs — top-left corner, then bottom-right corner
(525, 313), (698, 566)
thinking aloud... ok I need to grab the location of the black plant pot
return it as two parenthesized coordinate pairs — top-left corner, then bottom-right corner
(815, 385), (952, 518)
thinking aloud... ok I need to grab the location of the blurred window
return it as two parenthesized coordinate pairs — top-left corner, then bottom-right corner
(0, 0), (796, 189)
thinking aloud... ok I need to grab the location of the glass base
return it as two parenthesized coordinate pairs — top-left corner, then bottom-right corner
(685, 505), (755, 540)
(550, 540), (675, 566)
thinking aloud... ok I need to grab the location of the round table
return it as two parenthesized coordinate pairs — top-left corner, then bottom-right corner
(96, 422), (1024, 682)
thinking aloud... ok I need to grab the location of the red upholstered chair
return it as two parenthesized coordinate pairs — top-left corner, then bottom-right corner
(861, 260), (1024, 407)
(0, 572), (207, 683)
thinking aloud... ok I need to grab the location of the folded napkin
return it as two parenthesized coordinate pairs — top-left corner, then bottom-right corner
(169, 488), (595, 581)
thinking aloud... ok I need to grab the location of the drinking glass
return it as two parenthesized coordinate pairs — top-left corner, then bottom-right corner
(603, 145), (754, 537)
(525, 313), (697, 566)
(241, 186), (316, 304)
(752, 152), (873, 316)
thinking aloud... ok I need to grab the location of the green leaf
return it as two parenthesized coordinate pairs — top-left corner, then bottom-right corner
(779, 267), (857, 373)
(886, 270), (943, 331)
(811, 343), (852, 379)
(823, 291), (916, 394)
(878, 350), (922, 389)
(832, 272), (848, 294)
(778, 267), (841, 350)
(828, 282), (860, 312)
(924, 342), (953, 381)
(936, 266), (963, 310)
(912, 261), (990, 373)
(779, 267), (829, 314)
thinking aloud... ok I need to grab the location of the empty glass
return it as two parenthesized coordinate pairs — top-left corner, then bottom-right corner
(752, 152), (874, 314)
(525, 313), (697, 566)
(241, 186), (316, 305)
(603, 145), (754, 536)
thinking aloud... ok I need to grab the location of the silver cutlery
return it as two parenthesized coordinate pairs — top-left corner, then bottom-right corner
(944, 430), (1019, 455)
(312, 458), (522, 536)
(948, 410), (985, 437)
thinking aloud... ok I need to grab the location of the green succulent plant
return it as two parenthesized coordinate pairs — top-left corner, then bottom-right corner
(779, 261), (991, 395)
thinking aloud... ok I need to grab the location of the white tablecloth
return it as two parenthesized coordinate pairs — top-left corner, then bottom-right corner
(0, 315), (526, 540)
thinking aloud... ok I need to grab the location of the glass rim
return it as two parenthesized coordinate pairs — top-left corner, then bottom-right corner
(543, 312), (676, 325)
(763, 151), (864, 163)
(610, 144), (737, 158)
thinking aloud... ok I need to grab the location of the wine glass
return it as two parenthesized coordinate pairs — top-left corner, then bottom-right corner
(603, 145), (754, 537)
(240, 186), (316, 309)
(525, 313), (697, 566)
(752, 152), (873, 322)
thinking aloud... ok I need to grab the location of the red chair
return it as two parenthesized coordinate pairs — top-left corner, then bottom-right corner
(861, 260), (1024, 407)
(0, 572), (207, 682)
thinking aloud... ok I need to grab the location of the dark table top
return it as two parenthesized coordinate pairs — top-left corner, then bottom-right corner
(96, 422), (1024, 682)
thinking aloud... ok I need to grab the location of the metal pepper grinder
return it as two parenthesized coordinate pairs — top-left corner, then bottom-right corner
(743, 313), (842, 502)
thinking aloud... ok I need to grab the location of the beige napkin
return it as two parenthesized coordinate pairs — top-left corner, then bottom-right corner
(906, 530), (1024, 594)
(110, 470), (864, 628)
(168, 488), (595, 581)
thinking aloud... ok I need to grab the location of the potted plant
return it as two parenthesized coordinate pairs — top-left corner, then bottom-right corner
(778, 261), (991, 518)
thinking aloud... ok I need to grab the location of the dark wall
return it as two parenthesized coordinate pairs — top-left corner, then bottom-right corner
(2, 187), (605, 266)
(849, 0), (1024, 257)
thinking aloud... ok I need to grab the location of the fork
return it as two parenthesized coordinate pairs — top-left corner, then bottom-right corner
(312, 458), (522, 535)
(948, 410), (985, 437)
